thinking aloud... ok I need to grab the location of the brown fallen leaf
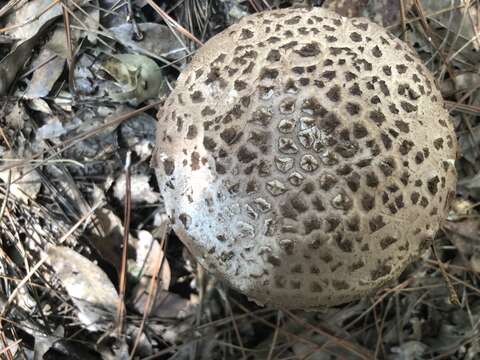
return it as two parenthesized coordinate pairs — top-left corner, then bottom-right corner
(47, 246), (121, 331)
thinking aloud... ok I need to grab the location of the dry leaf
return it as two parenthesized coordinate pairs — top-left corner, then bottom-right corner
(3, 0), (62, 41)
(90, 207), (126, 272)
(24, 53), (64, 99)
(47, 246), (120, 331)
(109, 23), (188, 61)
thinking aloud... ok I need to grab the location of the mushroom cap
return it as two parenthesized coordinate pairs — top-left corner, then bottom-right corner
(155, 7), (457, 308)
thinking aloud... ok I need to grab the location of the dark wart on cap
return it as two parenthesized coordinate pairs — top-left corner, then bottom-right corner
(155, 7), (457, 308)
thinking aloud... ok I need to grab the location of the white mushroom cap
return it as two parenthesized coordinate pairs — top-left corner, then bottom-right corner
(155, 7), (457, 308)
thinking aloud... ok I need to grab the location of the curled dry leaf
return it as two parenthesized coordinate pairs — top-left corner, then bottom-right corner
(27, 98), (52, 114)
(47, 246), (121, 331)
(130, 218), (191, 319)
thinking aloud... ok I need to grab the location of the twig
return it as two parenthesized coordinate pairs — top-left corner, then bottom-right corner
(116, 151), (132, 336)
(431, 243), (461, 305)
(126, 0), (143, 40)
(0, 170), (11, 226)
(399, 0), (408, 41)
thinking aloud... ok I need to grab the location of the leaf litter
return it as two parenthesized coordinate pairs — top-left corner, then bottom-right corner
(1, 0), (480, 359)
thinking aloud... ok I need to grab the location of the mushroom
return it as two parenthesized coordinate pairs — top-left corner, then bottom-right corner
(154, 7), (457, 308)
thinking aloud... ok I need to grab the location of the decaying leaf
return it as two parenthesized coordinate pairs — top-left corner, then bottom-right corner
(47, 246), (121, 331)
(129, 217), (191, 319)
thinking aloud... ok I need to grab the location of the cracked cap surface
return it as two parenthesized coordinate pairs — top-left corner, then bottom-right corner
(155, 7), (457, 308)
